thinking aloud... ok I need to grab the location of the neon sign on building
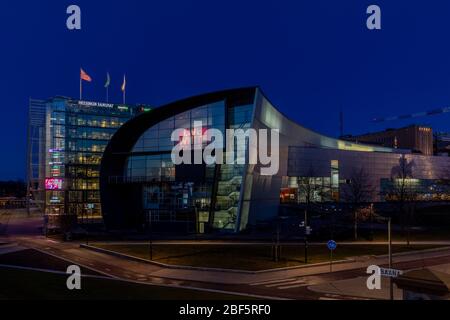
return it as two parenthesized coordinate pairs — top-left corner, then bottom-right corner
(45, 178), (63, 190)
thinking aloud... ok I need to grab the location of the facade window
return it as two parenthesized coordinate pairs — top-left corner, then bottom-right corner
(125, 101), (254, 232)
(331, 160), (339, 201)
(381, 178), (450, 201)
(43, 98), (138, 223)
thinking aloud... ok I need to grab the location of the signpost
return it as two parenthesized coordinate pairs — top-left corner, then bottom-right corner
(302, 213), (312, 264)
(327, 240), (337, 272)
(380, 267), (403, 278)
(388, 217), (393, 300)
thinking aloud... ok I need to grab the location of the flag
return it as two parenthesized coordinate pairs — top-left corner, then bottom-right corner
(80, 68), (92, 82)
(104, 72), (111, 88)
(121, 75), (126, 92)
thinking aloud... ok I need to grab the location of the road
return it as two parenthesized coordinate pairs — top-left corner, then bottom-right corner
(2, 209), (450, 300)
(92, 240), (450, 246)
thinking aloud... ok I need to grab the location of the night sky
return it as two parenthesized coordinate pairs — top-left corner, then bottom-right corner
(1, 0), (450, 180)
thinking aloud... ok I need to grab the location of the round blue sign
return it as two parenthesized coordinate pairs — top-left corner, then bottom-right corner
(327, 240), (337, 251)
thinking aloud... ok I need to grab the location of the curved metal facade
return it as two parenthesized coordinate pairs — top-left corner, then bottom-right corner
(100, 87), (449, 233)
(100, 88), (257, 231)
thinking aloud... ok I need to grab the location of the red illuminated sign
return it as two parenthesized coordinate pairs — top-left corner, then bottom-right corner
(45, 178), (63, 190)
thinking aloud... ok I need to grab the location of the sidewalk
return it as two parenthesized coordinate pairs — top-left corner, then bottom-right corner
(156, 247), (450, 284)
(0, 243), (25, 255)
(92, 240), (450, 246)
(10, 236), (450, 285)
(308, 276), (403, 300)
(81, 242), (450, 284)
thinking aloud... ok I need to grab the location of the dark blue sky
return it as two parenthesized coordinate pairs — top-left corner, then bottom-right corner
(1, 0), (450, 180)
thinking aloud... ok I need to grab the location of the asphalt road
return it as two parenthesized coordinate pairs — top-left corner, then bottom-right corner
(7, 236), (450, 300)
(2, 209), (450, 300)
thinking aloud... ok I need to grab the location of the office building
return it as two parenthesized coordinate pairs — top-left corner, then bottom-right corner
(27, 97), (149, 230)
(342, 125), (434, 155)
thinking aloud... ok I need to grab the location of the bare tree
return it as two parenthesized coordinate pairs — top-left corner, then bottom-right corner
(297, 166), (320, 228)
(386, 155), (416, 246)
(342, 167), (375, 240)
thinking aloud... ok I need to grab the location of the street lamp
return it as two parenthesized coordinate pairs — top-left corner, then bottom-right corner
(304, 209), (309, 264)
(273, 216), (288, 262)
(388, 217), (393, 300)
(149, 211), (153, 261)
(274, 218), (280, 262)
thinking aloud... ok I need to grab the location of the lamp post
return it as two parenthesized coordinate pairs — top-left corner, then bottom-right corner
(370, 203), (374, 240)
(304, 209), (308, 264)
(388, 217), (393, 300)
(275, 220), (280, 262)
(85, 208), (90, 246)
(149, 211), (153, 261)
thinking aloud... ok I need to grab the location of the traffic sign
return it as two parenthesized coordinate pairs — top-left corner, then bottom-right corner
(327, 240), (337, 272)
(327, 240), (337, 251)
(380, 268), (403, 278)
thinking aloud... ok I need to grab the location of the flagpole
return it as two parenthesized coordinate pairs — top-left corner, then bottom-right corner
(123, 75), (126, 104)
(80, 77), (82, 100)
(105, 72), (110, 103)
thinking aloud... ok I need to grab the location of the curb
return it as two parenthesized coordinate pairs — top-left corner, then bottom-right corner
(373, 246), (450, 259)
(0, 263), (284, 300)
(80, 244), (354, 274)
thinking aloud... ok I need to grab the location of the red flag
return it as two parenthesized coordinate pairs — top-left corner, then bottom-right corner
(80, 68), (92, 82)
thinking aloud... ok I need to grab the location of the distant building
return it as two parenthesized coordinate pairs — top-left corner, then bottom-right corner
(27, 97), (150, 231)
(342, 125), (434, 156)
(0, 197), (26, 209)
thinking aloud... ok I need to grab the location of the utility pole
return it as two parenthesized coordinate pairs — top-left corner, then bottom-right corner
(370, 203), (374, 239)
(86, 219), (89, 246)
(276, 221), (280, 262)
(149, 211), (153, 261)
(388, 217), (394, 300)
(272, 218), (281, 262)
(330, 249), (333, 272)
(304, 209), (308, 264)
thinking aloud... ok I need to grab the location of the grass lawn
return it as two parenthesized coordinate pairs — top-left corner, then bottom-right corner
(368, 228), (450, 242)
(0, 266), (251, 300)
(0, 249), (102, 275)
(92, 243), (443, 271)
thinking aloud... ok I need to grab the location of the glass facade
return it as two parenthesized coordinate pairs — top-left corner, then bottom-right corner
(126, 102), (225, 232)
(124, 101), (255, 232)
(284, 160), (339, 205)
(131, 101), (226, 154)
(212, 104), (254, 230)
(35, 97), (144, 229)
(381, 178), (450, 201)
